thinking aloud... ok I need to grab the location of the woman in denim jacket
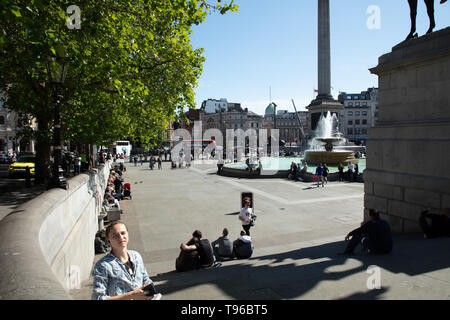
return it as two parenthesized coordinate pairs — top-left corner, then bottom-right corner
(92, 221), (161, 300)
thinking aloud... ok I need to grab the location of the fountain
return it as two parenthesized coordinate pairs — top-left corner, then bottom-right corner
(303, 112), (356, 165)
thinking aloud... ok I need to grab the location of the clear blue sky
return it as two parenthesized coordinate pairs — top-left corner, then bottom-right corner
(190, 0), (449, 115)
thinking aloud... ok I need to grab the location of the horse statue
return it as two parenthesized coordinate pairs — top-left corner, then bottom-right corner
(406, 0), (447, 41)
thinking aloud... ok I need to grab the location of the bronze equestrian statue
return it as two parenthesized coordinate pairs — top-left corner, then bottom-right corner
(406, 0), (447, 41)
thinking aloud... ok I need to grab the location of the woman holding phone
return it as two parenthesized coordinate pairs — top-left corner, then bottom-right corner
(92, 221), (162, 300)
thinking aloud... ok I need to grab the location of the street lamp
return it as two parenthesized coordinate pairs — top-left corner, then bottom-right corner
(47, 57), (69, 190)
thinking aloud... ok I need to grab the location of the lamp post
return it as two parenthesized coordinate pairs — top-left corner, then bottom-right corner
(47, 58), (69, 190)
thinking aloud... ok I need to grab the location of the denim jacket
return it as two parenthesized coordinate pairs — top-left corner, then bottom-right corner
(92, 250), (151, 300)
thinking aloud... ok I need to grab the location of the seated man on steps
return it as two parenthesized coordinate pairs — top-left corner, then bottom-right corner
(340, 209), (393, 255)
(211, 228), (234, 261)
(180, 230), (215, 269)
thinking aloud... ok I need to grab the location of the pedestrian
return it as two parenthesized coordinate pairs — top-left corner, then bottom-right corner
(338, 163), (344, 182)
(92, 221), (162, 300)
(419, 208), (450, 239)
(353, 163), (359, 182)
(157, 156), (162, 170)
(323, 163), (329, 184)
(180, 230), (215, 268)
(339, 209), (393, 255)
(211, 228), (234, 261)
(347, 162), (354, 180)
(239, 198), (254, 236)
(134, 155), (138, 166)
(75, 154), (81, 175)
(315, 163), (324, 187)
(233, 231), (253, 259)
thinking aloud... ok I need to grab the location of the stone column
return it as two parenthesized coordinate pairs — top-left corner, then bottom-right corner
(317, 0), (332, 100)
(365, 27), (450, 233)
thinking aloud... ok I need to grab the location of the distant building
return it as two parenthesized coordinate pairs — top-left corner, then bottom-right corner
(199, 99), (263, 141)
(262, 103), (310, 145)
(338, 87), (378, 145)
(0, 91), (36, 154)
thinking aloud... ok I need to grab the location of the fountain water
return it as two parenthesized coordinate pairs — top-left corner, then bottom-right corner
(304, 112), (356, 165)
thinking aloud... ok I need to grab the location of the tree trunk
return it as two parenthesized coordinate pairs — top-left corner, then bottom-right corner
(34, 116), (51, 185)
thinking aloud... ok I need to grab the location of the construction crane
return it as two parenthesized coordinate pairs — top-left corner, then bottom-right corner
(291, 99), (306, 139)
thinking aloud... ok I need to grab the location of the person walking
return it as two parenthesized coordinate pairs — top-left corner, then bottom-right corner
(157, 156), (162, 170)
(315, 163), (324, 187)
(92, 221), (161, 300)
(323, 163), (329, 184)
(338, 163), (344, 182)
(239, 198), (254, 236)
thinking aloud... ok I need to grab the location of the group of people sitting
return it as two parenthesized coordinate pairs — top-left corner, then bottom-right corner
(103, 163), (132, 211)
(175, 228), (253, 272)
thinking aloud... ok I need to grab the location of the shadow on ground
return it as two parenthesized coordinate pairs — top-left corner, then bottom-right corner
(151, 234), (450, 300)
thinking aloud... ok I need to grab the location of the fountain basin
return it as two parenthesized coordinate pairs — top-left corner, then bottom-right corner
(303, 150), (356, 166)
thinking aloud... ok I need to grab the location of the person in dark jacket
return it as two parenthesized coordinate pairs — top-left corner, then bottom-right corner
(419, 208), (450, 239)
(176, 237), (200, 272)
(180, 230), (214, 268)
(233, 231), (253, 259)
(340, 209), (393, 255)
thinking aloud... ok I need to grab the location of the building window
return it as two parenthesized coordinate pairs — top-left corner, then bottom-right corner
(355, 119), (360, 125)
(355, 102), (360, 106)
(348, 111), (353, 116)
(362, 128), (368, 134)
(355, 111), (360, 116)
(348, 120), (353, 125)
(0, 116), (4, 125)
(362, 111), (368, 116)
(362, 102), (367, 106)
(348, 128), (353, 135)
(362, 119), (367, 125)
(355, 128), (361, 134)
(347, 102), (353, 107)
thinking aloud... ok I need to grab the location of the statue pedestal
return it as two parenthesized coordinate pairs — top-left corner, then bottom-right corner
(365, 27), (450, 233)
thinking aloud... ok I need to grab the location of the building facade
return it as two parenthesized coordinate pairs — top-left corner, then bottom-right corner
(338, 87), (379, 145)
(262, 104), (310, 146)
(199, 99), (263, 142)
(0, 92), (36, 154)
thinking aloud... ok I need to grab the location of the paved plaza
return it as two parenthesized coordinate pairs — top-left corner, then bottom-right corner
(71, 162), (450, 300)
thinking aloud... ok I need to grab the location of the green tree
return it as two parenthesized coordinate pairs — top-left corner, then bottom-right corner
(0, 0), (238, 184)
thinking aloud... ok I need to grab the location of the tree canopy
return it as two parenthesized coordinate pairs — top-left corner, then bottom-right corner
(0, 0), (238, 183)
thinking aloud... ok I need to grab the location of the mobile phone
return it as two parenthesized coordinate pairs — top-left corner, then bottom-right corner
(143, 283), (157, 296)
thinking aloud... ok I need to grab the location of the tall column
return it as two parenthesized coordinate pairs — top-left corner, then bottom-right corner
(318, 0), (331, 99)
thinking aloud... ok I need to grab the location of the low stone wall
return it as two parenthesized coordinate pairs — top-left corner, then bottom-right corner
(0, 162), (110, 300)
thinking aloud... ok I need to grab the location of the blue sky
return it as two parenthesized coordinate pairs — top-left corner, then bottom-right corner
(190, 0), (449, 115)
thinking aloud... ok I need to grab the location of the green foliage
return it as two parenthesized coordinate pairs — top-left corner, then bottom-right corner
(0, 0), (238, 180)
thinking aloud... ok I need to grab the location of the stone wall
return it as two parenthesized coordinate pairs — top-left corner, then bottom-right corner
(0, 162), (110, 299)
(365, 27), (450, 233)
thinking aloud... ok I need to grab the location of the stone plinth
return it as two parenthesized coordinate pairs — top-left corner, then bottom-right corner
(365, 27), (450, 233)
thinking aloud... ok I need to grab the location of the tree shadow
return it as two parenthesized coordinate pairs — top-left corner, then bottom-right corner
(151, 234), (450, 300)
